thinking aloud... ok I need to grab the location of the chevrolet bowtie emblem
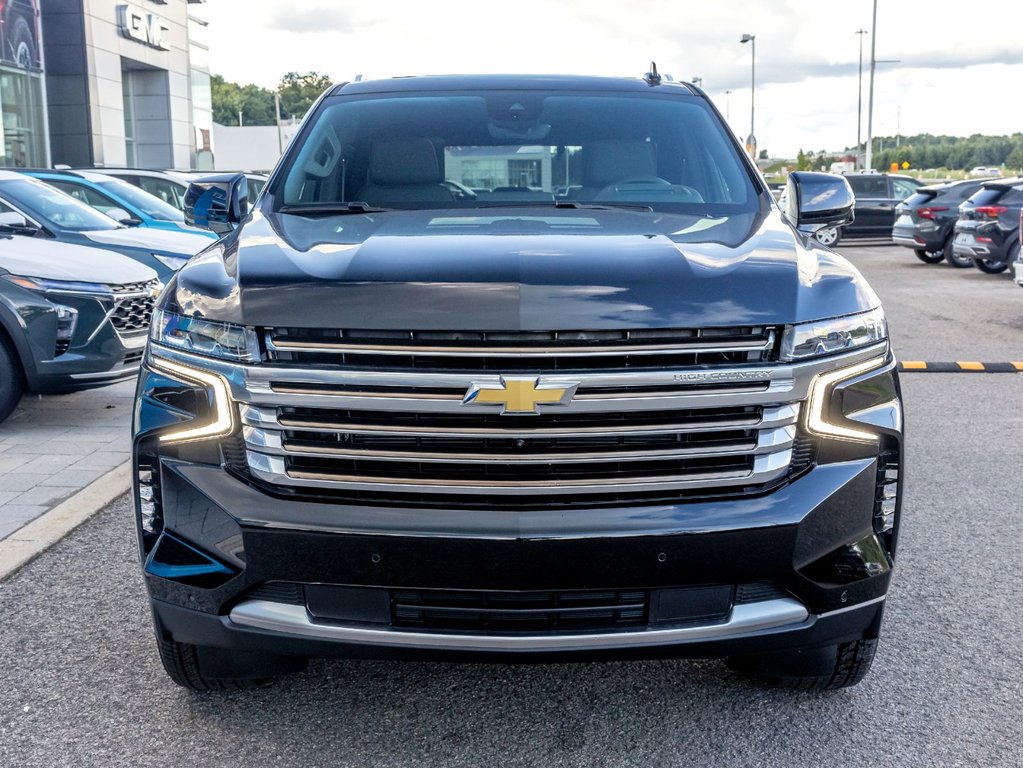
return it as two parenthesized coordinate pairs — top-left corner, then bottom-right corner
(463, 376), (580, 415)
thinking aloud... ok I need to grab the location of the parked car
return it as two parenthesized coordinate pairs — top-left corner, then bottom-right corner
(0, 171), (212, 281)
(951, 178), (1023, 273)
(814, 173), (923, 247)
(22, 169), (215, 239)
(891, 179), (986, 264)
(1016, 208), (1023, 288)
(968, 167), (1002, 178)
(0, 228), (160, 422)
(136, 73), (903, 692)
(83, 168), (189, 210)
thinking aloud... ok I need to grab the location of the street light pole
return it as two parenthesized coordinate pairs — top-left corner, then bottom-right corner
(865, 0), (878, 170)
(856, 28), (867, 152)
(741, 33), (756, 158)
(692, 76), (703, 89)
(725, 90), (732, 121)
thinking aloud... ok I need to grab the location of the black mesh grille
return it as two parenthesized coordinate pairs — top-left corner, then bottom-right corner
(392, 588), (649, 631)
(266, 325), (780, 372)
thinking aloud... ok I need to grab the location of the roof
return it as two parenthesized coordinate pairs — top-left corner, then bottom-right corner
(333, 74), (698, 97)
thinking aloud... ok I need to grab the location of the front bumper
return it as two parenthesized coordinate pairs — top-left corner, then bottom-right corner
(134, 349), (904, 660)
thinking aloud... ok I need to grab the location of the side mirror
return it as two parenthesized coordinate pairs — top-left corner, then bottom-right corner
(183, 173), (249, 235)
(105, 207), (140, 226)
(0, 211), (37, 236)
(783, 172), (855, 234)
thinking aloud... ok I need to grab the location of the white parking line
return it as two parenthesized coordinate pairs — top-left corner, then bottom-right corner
(0, 462), (130, 581)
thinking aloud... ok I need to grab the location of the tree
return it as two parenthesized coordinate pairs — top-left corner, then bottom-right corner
(758, 149), (768, 160)
(211, 74), (275, 126)
(795, 149), (812, 171)
(278, 71), (334, 120)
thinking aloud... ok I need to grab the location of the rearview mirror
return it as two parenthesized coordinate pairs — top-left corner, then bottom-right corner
(105, 207), (140, 226)
(184, 173), (249, 235)
(783, 172), (855, 234)
(0, 211), (37, 236)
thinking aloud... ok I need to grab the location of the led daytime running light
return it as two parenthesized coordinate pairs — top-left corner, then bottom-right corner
(151, 356), (235, 443)
(806, 356), (886, 442)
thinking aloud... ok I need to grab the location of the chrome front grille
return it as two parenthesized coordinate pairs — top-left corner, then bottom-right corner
(235, 326), (802, 507)
(109, 281), (158, 336)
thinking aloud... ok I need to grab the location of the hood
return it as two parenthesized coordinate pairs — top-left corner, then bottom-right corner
(82, 227), (213, 257)
(168, 207), (880, 330)
(0, 234), (158, 284)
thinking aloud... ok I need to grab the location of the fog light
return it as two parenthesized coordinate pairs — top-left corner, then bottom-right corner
(137, 467), (161, 536)
(54, 304), (78, 356)
(875, 460), (899, 535)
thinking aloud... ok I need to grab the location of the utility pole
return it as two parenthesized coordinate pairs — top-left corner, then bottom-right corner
(275, 91), (284, 154)
(856, 28), (867, 151)
(741, 34), (756, 158)
(725, 90), (732, 121)
(238, 109), (243, 127)
(865, 0), (877, 171)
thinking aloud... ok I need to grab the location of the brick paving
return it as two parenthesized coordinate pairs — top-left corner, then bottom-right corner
(0, 381), (134, 540)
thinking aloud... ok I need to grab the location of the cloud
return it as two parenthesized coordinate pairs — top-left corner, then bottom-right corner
(266, 6), (363, 35)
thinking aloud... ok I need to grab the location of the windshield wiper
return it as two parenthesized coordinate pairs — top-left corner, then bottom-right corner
(278, 202), (393, 215)
(473, 201), (654, 212)
(554, 201), (654, 212)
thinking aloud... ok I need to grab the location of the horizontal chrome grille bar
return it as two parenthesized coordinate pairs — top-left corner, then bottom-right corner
(244, 428), (795, 464)
(239, 403), (800, 438)
(245, 450), (791, 495)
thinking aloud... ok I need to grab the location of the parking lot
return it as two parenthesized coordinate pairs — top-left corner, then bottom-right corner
(1, 243), (1021, 766)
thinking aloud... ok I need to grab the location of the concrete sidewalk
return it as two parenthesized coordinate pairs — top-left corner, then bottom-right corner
(0, 381), (134, 541)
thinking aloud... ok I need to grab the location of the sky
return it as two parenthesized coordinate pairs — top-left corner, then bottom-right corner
(202, 0), (1023, 158)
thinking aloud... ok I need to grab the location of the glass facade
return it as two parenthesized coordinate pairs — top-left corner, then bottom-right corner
(0, 65), (46, 168)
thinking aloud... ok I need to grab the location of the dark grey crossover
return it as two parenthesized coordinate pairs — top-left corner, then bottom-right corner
(0, 231), (160, 421)
(892, 179), (985, 265)
(133, 73), (904, 692)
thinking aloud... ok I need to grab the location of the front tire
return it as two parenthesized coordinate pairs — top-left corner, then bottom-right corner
(0, 335), (25, 423)
(156, 637), (306, 691)
(914, 248), (944, 264)
(814, 226), (841, 247)
(726, 637), (879, 691)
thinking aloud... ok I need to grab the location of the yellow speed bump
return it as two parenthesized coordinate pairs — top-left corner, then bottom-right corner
(900, 361), (927, 370)
(957, 361), (985, 371)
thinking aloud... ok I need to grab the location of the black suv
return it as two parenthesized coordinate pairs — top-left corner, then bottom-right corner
(133, 73), (904, 692)
(892, 179), (985, 264)
(951, 178), (1023, 273)
(814, 173), (922, 247)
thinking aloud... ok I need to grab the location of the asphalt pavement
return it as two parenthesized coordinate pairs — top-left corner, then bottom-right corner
(1, 244), (1021, 767)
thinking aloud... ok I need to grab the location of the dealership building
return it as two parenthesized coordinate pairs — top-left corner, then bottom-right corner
(1, 0), (212, 171)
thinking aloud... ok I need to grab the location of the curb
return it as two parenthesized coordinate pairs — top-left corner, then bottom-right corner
(0, 461), (131, 582)
(899, 361), (1023, 373)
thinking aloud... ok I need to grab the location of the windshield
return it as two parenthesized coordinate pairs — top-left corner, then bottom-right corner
(96, 178), (184, 222)
(0, 178), (120, 232)
(277, 91), (757, 214)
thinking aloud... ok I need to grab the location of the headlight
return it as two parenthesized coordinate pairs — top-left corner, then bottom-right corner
(3, 275), (112, 295)
(149, 356), (235, 444)
(151, 308), (260, 362)
(781, 308), (887, 361)
(153, 253), (190, 270)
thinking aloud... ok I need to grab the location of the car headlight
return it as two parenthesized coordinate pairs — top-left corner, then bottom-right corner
(151, 308), (260, 362)
(3, 274), (112, 295)
(780, 308), (887, 361)
(153, 253), (190, 270)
